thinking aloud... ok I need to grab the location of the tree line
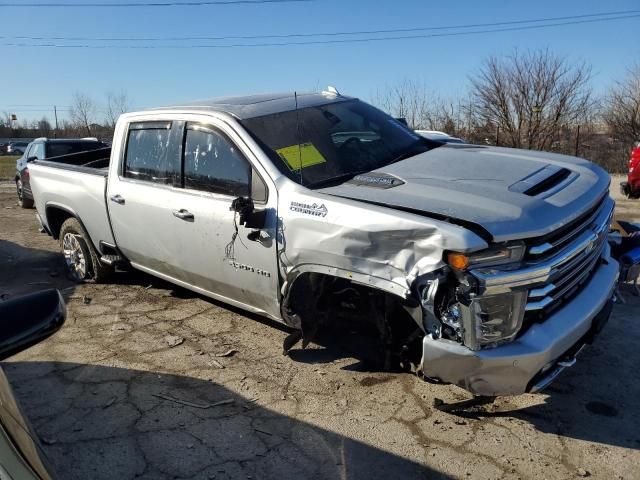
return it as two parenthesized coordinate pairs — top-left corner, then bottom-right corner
(373, 49), (640, 173)
(1, 91), (130, 141)
(2, 49), (639, 173)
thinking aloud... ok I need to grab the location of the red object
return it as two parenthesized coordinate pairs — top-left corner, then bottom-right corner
(627, 145), (640, 196)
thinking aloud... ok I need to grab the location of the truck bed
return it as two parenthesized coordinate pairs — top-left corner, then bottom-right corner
(28, 147), (115, 250)
(33, 147), (111, 173)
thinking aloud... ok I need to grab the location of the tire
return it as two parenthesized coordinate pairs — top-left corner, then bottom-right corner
(59, 217), (111, 283)
(16, 179), (34, 209)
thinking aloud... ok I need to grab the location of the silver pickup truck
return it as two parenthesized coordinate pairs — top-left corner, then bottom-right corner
(29, 90), (618, 397)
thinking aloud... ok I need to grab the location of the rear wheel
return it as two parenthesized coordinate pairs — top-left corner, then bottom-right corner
(59, 218), (111, 283)
(15, 179), (34, 209)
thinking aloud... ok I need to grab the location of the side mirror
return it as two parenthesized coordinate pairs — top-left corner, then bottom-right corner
(26, 156), (38, 163)
(0, 289), (66, 361)
(230, 197), (267, 230)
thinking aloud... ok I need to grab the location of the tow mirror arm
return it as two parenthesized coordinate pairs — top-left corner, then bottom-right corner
(230, 197), (267, 230)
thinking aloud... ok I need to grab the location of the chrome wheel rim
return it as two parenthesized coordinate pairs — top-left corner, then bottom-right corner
(16, 180), (22, 200)
(62, 233), (87, 280)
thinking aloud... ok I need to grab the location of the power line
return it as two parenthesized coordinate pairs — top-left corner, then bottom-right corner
(3, 9), (638, 42)
(3, 13), (640, 48)
(5, 104), (71, 107)
(1, 108), (72, 112)
(0, 0), (310, 7)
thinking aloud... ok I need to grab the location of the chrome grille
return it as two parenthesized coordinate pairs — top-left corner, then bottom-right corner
(471, 195), (614, 324)
(527, 194), (608, 259)
(524, 197), (613, 317)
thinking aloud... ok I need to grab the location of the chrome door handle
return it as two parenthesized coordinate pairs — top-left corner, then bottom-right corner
(110, 194), (125, 205)
(172, 209), (194, 221)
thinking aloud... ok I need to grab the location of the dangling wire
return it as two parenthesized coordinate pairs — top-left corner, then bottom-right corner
(224, 211), (239, 260)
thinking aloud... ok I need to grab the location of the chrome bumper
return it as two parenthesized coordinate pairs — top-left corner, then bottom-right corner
(420, 249), (618, 396)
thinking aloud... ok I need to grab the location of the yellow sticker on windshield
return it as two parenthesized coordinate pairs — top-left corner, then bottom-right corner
(276, 143), (326, 171)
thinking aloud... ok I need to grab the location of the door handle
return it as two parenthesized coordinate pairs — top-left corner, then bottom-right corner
(110, 194), (125, 205)
(172, 209), (194, 221)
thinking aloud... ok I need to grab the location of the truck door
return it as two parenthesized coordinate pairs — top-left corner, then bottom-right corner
(108, 118), (281, 319)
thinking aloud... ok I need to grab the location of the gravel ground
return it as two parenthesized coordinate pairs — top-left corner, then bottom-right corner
(0, 177), (639, 480)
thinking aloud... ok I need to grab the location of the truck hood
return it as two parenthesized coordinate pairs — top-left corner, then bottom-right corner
(318, 145), (610, 242)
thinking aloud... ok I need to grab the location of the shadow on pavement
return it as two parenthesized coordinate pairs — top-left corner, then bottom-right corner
(0, 239), (75, 299)
(450, 300), (640, 451)
(3, 361), (449, 480)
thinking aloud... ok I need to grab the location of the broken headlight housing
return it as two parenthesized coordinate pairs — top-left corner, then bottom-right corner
(439, 243), (527, 349)
(460, 291), (527, 350)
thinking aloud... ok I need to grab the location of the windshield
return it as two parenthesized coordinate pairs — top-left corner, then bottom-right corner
(241, 99), (437, 188)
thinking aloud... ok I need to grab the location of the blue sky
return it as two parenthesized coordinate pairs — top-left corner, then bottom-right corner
(2, 0), (639, 123)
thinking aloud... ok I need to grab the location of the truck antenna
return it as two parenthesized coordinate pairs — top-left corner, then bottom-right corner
(294, 91), (303, 186)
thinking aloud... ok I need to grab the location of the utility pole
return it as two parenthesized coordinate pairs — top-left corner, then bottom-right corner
(574, 125), (581, 157)
(53, 105), (59, 138)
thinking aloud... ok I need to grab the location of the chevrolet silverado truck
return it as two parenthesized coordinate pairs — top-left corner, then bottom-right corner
(28, 90), (618, 396)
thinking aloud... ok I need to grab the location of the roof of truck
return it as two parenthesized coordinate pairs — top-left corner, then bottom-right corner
(153, 90), (354, 120)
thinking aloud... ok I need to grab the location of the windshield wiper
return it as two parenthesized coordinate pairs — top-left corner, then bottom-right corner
(306, 169), (372, 189)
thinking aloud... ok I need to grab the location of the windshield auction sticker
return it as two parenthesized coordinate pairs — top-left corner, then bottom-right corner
(276, 143), (327, 171)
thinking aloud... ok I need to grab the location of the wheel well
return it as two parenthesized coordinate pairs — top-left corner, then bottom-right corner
(46, 206), (75, 239)
(283, 272), (424, 368)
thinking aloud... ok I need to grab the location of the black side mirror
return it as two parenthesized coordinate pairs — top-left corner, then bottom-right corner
(26, 156), (38, 163)
(230, 197), (267, 230)
(0, 289), (66, 361)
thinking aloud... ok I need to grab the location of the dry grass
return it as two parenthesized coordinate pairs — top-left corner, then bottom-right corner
(0, 156), (19, 181)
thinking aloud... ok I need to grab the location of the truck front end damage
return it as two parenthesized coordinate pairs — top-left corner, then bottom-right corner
(278, 181), (618, 396)
(417, 196), (617, 396)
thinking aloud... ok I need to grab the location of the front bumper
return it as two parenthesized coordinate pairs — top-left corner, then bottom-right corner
(420, 251), (618, 396)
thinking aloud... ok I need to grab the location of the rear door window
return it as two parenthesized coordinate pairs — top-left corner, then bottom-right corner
(124, 122), (179, 185)
(183, 124), (250, 197)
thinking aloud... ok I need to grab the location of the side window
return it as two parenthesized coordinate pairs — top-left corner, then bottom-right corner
(24, 145), (34, 158)
(31, 143), (45, 159)
(124, 122), (179, 184)
(183, 125), (250, 197)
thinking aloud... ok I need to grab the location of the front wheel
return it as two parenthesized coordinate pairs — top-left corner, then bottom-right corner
(16, 179), (34, 209)
(59, 218), (111, 283)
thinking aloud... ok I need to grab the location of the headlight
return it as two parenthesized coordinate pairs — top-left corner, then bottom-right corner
(461, 291), (527, 350)
(446, 243), (525, 270)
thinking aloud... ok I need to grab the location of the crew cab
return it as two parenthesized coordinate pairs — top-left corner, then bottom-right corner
(28, 90), (618, 396)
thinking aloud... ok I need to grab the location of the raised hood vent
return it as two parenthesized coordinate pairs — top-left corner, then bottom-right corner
(509, 165), (573, 197)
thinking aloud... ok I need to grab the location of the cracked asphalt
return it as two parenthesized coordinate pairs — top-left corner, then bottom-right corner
(0, 180), (639, 480)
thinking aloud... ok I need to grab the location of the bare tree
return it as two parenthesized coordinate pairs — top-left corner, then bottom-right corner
(469, 49), (593, 150)
(372, 79), (467, 134)
(70, 92), (97, 136)
(1, 111), (11, 128)
(372, 79), (430, 129)
(37, 117), (52, 137)
(603, 65), (640, 145)
(105, 91), (130, 128)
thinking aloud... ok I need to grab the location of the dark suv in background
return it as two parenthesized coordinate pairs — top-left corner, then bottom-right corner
(15, 137), (108, 208)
